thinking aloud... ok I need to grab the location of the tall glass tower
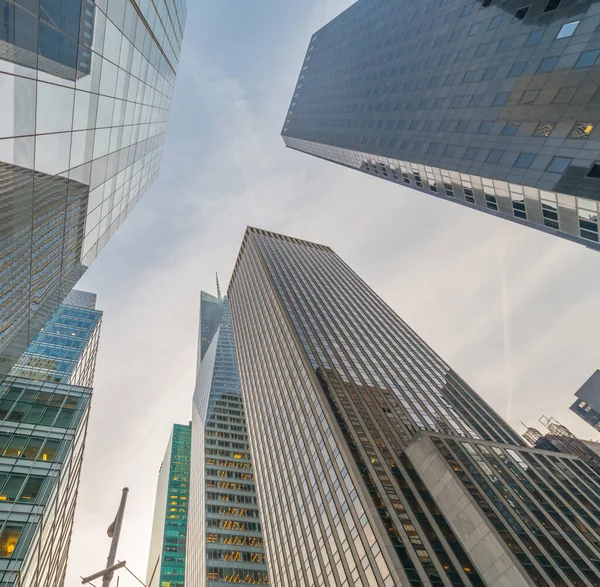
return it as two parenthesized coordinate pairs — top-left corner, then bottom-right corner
(283, 0), (600, 251)
(228, 226), (600, 587)
(186, 289), (269, 586)
(0, 0), (187, 378)
(146, 422), (191, 587)
(0, 289), (102, 586)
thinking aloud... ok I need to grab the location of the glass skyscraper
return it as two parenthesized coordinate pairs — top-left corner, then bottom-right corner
(283, 0), (600, 251)
(0, 289), (102, 586)
(228, 226), (600, 587)
(0, 0), (187, 378)
(146, 422), (191, 587)
(186, 290), (269, 586)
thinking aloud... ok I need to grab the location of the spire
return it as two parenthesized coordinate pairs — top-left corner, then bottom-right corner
(216, 272), (221, 300)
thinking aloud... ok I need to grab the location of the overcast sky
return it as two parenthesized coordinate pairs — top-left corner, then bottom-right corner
(66, 0), (600, 584)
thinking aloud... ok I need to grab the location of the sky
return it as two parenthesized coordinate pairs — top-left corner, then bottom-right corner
(66, 0), (600, 584)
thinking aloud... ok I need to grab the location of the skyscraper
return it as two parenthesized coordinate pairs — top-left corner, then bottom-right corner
(570, 369), (600, 431)
(283, 0), (600, 251)
(229, 226), (600, 587)
(522, 416), (600, 475)
(0, 290), (102, 586)
(186, 289), (269, 586)
(0, 0), (187, 378)
(146, 422), (191, 587)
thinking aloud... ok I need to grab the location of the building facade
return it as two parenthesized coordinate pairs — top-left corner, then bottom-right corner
(570, 370), (600, 431)
(146, 422), (191, 587)
(228, 227), (600, 587)
(0, 290), (102, 586)
(522, 417), (600, 475)
(283, 0), (600, 251)
(0, 0), (187, 378)
(186, 290), (269, 586)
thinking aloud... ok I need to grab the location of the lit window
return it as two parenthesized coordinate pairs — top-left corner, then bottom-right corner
(0, 524), (23, 558)
(534, 121), (556, 137)
(569, 122), (594, 139)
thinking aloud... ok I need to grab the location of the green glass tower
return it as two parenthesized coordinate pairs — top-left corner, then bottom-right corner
(146, 423), (191, 587)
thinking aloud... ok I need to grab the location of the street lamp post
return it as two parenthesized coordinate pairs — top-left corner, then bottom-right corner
(81, 487), (129, 586)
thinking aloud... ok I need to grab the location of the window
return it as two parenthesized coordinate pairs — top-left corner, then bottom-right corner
(464, 188), (475, 204)
(0, 434), (10, 454)
(0, 524), (23, 558)
(544, 0), (561, 11)
(546, 157), (571, 173)
(534, 122), (556, 137)
(478, 121), (493, 133)
(470, 94), (484, 107)
(521, 90), (539, 104)
(464, 147), (478, 160)
(444, 183), (454, 197)
(483, 67), (498, 80)
(493, 92), (509, 106)
(513, 200), (527, 219)
(498, 38), (512, 51)
(23, 437), (44, 460)
(554, 86), (577, 103)
(2, 436), (27, 458)
(557, 21), (579, 38)
(580, 211), (599, 242)
(508, 62), (526, 77)
(538, 56), (558, 72)
(514, 7), (529, 20)
(486, 150), (503, 164)
(542, 203), (559, 229)
(569, 122), (594, 139)
(485, 194), (498, 210)
(18, 477), (44, 504)
(502, 122), (520, 135)
(514, 153), (535, 168)
(489, 16), (503, 29)
(575, 50), (600, 68)
(456, 120), (469, 132)
(525, 30), (543, 45)
(38, 440), (60, 462)
(0, 475), (26, 502)
(587, 163), (600, 179)
(468, 23), (481, 36)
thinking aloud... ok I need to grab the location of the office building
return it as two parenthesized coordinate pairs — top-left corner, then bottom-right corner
(283, 0), (600, 251)
(186, 289), (269, 586)
(146, 422), (191, 587)
(0, 290), (102, 586)
(229, 226), (600, 586)
(570, 369), (600, 430)
(0, 0), (187, 378)
(522, 416), (600, 474)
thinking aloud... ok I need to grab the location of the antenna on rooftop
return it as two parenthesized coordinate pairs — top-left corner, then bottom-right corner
(216, 273), (222, 300)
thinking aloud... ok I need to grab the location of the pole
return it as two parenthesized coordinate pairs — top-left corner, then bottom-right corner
(102, 487), (129, 587)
